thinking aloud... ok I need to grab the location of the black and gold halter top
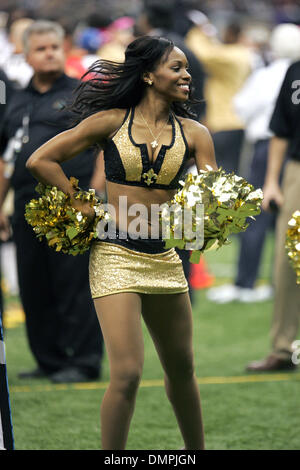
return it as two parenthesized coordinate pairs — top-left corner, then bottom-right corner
(103, 107), (190, 189)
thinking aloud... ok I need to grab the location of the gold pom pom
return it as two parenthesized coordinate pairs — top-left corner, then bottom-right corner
(160, 166), (263, 263)
(25, 177), (110, 255)
(286, 210), (300, 284)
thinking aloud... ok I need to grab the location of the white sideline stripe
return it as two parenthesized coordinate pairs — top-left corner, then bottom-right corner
(0, 341), (5, 365)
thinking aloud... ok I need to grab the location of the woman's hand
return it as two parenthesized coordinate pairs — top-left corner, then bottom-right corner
(70, 197), (96, 224)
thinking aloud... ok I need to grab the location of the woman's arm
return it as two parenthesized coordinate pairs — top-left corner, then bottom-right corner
(26, 110), (120, 217)
(188, 120), (218, 172)
(26, 110), (117, 193)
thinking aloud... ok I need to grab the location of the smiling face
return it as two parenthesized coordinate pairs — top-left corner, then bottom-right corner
(145, 46), (191, 102)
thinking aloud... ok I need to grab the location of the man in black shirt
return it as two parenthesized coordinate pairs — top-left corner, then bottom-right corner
(0, 20), (103, 383)
(247, 60), (300, 371)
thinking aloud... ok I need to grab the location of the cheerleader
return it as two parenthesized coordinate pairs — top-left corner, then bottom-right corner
(26, 36), (217, 450)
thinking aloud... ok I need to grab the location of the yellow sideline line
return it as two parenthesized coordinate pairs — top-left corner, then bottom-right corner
(9, 373), (300, 394)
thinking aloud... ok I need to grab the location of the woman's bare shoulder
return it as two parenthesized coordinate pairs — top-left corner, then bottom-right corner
(176, 116), (212, 156)
(84, 108), (128, 129)
(177, 117), (217, 169)
(177, 116), (210, 138)
(77, 108), (129, 141)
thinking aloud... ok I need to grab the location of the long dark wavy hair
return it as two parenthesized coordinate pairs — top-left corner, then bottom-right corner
(69, 35), (200, 125)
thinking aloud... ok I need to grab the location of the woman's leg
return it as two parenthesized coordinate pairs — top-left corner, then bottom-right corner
(94, 292), (144, 450)
(141, 292), (204, 450)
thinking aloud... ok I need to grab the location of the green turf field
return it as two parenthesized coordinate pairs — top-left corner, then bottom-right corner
(3, 233), (300, 450)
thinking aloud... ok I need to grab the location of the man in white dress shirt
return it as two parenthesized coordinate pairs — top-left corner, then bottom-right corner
(206, 23), (300, 304)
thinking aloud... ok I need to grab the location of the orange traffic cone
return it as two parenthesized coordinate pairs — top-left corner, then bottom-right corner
(189, 256), (215, 289)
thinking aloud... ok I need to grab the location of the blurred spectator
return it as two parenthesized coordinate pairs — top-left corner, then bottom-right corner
(206, 23), (300, 303)
(98, 16), (135, 62)
(64, 25), (104, 79)
(135, 1), (206, 120)
(0, 11), (11, 67)
(75, 27), (104, 69)
(241, 23), (272, 67)
(62, 22), (88, 80)
(0, 68), (14, 121)
(246, 59), (300, 371)
(0, 17), (34, 89)
(185, 10), (253, 173)
(0, 20), (103, 383)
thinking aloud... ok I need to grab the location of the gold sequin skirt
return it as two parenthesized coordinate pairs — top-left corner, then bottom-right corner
(89, 241), (189, 299)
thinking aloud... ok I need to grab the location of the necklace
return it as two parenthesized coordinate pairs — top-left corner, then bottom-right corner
(138, 110), (169, 149)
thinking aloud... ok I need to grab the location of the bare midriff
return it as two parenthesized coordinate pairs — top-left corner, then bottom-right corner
(105, 180), (177, 239)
